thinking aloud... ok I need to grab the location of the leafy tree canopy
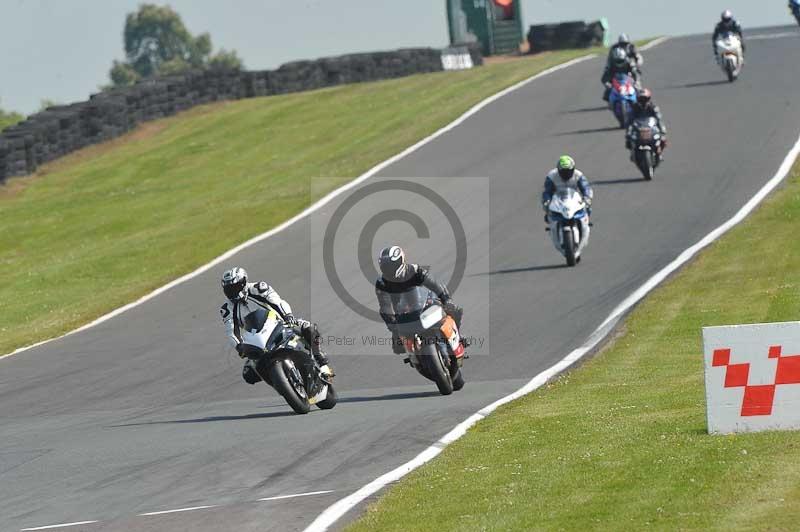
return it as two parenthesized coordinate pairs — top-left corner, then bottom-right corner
(109, 4), (243, 87)
(0, 101), (24, 132)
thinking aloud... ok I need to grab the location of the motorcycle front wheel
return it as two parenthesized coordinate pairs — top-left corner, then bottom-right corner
(452, 369), (465, 391)
(563, 228), (577, 267)
(725, 60), (737, 82)
(636, 150), (655, 180)
(420, 344), (453, 395)
(269, 359), (311, 414)
(316, 383), (338, 410)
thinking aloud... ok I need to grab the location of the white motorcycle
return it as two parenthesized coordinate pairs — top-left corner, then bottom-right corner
(546, 188), (591, 267)
(716, 32), (744, 82)
(239, 308), (336, 414)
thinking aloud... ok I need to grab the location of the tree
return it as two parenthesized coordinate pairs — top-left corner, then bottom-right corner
(0, 100), (24, 132)
(110, 60), (140, 86)
(38, 99), (63, 112)
(108, 4), (243, 86)
(208, 49), (243, 71)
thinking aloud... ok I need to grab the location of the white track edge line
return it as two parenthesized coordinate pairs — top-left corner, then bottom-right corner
(258, 490), (334, 502)
(303, 117), (800, 532)
(1, 54), (597, 361)
(139, 505), (217, 516)
(640, 36), (670, 51)
(20, 521), (99, 531)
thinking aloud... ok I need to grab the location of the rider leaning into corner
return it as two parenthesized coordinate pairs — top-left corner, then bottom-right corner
(219, 267), (334, 385)
(602, 33), (642, 101)
(375, 246), (466, 354)
(712, 10), (745, 61)
(542, 155), (594, 224)
(626, 89), (669, 159)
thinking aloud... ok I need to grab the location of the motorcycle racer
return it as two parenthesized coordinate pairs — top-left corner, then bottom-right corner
(375, 246), (464, 355)
(713, 10), (745, 61)
(602, 39), (641, 101)
(626, 89), (669, 158)
(542, 155), (594, 223)
(608, 33), (643, 73)
(219, 267), (333, 384)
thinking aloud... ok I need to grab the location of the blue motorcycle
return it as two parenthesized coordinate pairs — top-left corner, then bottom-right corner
(608, 73), (638, 129)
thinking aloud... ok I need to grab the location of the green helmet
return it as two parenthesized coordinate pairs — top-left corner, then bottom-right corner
(557, 155), (576, 180)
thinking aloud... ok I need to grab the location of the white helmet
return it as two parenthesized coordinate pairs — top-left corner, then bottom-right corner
(221, 267), (248, 301)
(721, 10), (733, 22)
(618, 33), (630, 45)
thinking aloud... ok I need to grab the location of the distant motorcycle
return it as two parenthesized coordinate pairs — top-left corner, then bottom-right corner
(608, 73), (638, 128)
(239, 308), (337, 414)
(716, 32), (744, 82)
(394, 287), (466, 395)
(546, 188), (591, 267)
(627, 116), (664, 180)
(791, 0), (800, 26)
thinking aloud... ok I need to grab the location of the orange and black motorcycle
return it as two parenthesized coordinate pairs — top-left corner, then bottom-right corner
(394, 286), (466, 395)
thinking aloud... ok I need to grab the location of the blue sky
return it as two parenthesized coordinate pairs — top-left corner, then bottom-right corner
(0, 0), (790, 114)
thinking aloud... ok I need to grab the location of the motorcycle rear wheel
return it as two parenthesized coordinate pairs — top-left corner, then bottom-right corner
(269, 359), (311, 414)
(420, 344), (454, 395)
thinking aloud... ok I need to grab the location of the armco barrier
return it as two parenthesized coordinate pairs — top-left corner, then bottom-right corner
(527, 20), (605, 53)
(0, 45), (482, 182)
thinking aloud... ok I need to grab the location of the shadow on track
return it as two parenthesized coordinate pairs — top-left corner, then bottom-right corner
(593, 177), (647, 186)
(339, 391), (440, 403)
(562, 105), (608, 114)
(111, 411), (297, 426)
(474, 264), (565, 276)
(660, 80), (729, 90)
(555, 126), (621, 136)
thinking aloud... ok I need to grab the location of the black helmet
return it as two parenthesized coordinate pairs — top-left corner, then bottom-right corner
(378, 245), (407, 281)
(221, 267), (248, 301)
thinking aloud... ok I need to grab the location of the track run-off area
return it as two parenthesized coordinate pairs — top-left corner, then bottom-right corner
(3, 27), (800, 531)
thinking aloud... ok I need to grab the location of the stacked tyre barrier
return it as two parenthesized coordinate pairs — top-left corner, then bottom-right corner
(0, 45), (482, 182)
(527, 21), (605, 53)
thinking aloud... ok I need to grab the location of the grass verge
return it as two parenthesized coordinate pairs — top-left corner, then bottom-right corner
(0, 47), (606, 356)
(347, 164), (800, 530)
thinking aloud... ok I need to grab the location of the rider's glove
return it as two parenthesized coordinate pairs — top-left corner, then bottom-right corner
(284, 314), (297, 327)
(235, 343), (246, 358)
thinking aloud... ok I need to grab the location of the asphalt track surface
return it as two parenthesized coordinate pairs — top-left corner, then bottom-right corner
(3, 27), (800, 531)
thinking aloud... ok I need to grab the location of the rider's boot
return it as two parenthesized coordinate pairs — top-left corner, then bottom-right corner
(313, 348), (334, 379)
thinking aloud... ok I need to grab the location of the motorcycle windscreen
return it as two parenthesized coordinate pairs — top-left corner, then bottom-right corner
(240, 309), (280, 350)
(633, 117), (659, 141)
(549, 188), (586, 219)
(393, 286), (437, 335)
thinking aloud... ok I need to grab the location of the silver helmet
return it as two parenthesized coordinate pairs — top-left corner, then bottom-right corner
(221, 267), (248, 301)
